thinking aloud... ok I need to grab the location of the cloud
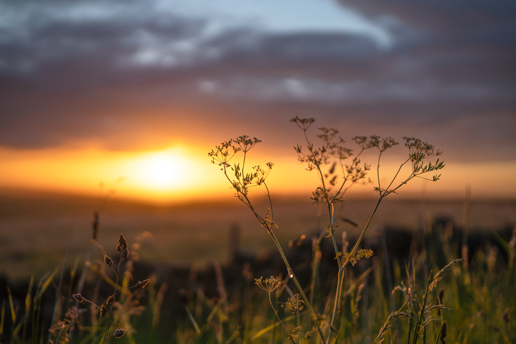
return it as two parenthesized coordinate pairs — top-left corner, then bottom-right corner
(0, 1), (515, 163)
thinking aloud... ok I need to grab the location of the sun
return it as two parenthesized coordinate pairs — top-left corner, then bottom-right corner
(127, 150), (191, 191)
(150, 156), (176, 184)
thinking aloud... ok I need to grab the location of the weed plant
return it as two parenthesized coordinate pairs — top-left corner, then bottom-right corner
(48, 228), (155, 344)
(206, 116), (503, 344)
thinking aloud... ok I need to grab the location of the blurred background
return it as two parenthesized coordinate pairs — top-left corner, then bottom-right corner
(1, 0), (515, 278)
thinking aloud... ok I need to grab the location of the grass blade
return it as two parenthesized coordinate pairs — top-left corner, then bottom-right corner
(251, 314), (297, 341)
(0, 300), (5, 337)
(6, 286), (16, 324)
(185, 306), (201, 334)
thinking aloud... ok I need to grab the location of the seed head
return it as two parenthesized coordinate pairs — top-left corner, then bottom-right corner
(208, 139), (237, 166)
(113, 329), (127, 338)
(234, 135), (261, 152)
(106, 295), (115, 307)
(290, 116), (316, 131)
(255, 276), (283, 293)
(104, 255), (113, 267)
(135, 279), (150, 288)
(116, 233), (129, 260)
(100, 305), (107, 317)
(281, 294), (305, 314)
(116, 233), (128, 252)
(72, 293), (86, 304)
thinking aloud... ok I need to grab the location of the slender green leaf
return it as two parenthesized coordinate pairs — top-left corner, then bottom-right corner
(185, 306), (201, 334)
(7, 286), (16, 324)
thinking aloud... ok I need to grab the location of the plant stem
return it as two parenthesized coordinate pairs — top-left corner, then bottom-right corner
(269, 293), (288, 339)
(236, 184), (326, 341)
(266, 228), (326, 343)
(327, 195), (384, 343)
(327, 203), (342, 270)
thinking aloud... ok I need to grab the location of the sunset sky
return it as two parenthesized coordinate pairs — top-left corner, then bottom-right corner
(1, 0), (515, 202)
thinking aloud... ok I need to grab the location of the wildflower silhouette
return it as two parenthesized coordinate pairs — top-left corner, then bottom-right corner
(290, 117), (445, 343)
(209, 135), (326, 341)
(210, 119), (445, 343)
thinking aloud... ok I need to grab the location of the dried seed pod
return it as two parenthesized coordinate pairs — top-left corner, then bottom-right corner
(99, 305), (107, 317)
(73, 293), (85, 304)
(116, 234), (128, 252)
(114, 329), (127, 338)
(106, 295), (115, 307)
(117, 233), (129, 260)
(104, 255), (113, 267)
(121, 247), (129, 260)
(135, 279), (150, 288)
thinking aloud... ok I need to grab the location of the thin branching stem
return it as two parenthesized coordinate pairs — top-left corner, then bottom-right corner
(327, 203), (342, 270)
(268, 293), (289, 338)
(331, 148), (365, 203)
(264, 182), (274, 219)
(242, 151), (247, 183)
(303, 129), (343, 270)
(377, 153), (382, 195)
(221, 156), (326, 341)
(210, 125), (446, 344)
(327, 196), (384, 343)
(266, 226), (326, 342)
(383, 158), (410, 194)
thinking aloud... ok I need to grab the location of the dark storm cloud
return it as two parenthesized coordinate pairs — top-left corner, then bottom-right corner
(0, 1), (515, 162)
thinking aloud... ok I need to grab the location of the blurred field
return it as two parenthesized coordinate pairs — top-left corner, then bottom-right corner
(0, 187), (514, 280)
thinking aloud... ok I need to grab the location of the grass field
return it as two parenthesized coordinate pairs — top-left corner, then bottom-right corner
(0, 187), (515, 343)
(1, 187), (514, 280)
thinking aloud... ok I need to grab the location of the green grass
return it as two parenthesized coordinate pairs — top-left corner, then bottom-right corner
(1, 188), (513, 280)
(0, 198), (514, 343)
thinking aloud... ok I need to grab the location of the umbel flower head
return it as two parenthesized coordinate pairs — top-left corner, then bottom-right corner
(255, 276), (283, 293)
(208, 136), (262, 166)
(208, 139), (238, 167)
(291, 118), (381, 204)
(209, 135), (274, 202)
(403, 136), (444, 180)
(234, 135), (262, 152)
(352, 135), (398, 152)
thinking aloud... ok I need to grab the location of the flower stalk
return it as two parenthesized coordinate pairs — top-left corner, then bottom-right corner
(209, 120), (445, 343)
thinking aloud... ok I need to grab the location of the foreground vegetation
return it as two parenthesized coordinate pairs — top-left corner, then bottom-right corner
(1, 118), (514, 343)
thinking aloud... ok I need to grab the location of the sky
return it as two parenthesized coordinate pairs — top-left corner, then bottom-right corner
(1, 0), (515, 202)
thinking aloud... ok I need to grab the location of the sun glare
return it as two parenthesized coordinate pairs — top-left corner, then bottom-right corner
(133, 151), (188, 189)
(150, 156), (176, 184)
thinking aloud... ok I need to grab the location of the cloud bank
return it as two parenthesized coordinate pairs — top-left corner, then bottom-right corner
(1, 0), (515, 162)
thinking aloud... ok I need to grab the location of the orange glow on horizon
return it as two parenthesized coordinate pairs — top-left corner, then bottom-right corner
(0, 145), (515, 202)
(0, 145), (214, 201)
